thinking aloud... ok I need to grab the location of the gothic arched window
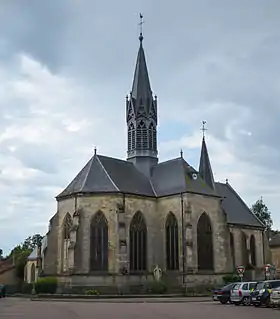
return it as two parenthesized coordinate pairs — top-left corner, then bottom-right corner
(148, 122), (157, 151)
(136, 120), (148, 149)
(250, 235), (256, 266)
(230, 232), (235, 270)
(165, 212), (179, 270)
(63, 213), (72, 240)
(90, 211), (108, 271)
(241, 231), (249, 266)
(129, 211), (147, 271)
(30, 263), (36, 283)
(128, 123), (135, 151)
(62, 213), (72, 272)
(197, 213), (214, 270)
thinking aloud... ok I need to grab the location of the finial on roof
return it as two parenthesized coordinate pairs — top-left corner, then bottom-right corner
(225, 178), (228, 184)
(180, 149), (183, 158)
(94, 146), (97, 155)
(201, 120), (207, 139)
(138, 13), (144, 42)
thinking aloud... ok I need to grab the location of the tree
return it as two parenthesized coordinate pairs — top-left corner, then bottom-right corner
(251, 198), (273, 231)
(0, 248), (3, 260)
(11, 245), (32, 279)
(8, 233), (43, 280)
(22, 234), (43, 250)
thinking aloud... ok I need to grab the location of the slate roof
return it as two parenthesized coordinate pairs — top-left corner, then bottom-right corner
(57, 155), (264, 229)
(215, 182), (264, 228)
(57, 154), (155, 198)
(57, 155), (218, 199)
(151, 157), (218, 197)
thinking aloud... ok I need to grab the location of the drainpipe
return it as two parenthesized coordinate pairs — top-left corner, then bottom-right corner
(181, 193), (186, 287)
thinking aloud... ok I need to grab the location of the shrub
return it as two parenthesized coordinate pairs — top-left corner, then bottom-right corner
(222, 274), (239, 284)
(144, 280), (168, 294)
(21, 283), (33, 294)
(85, 289), (99, 295)
(35, 277), (58, 294)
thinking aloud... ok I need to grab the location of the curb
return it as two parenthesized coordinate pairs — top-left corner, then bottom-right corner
(30, 297), (211, 303)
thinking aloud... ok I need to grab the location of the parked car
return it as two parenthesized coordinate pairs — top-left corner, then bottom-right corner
(230, 281), (257, 305)
(270, 287), (280, 307)
(213, 283), (239, 304)
(251, 280), (280, 307)
(0, 284), (6, 298)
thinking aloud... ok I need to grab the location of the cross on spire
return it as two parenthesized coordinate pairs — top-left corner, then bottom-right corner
(201, 120), (208, 138)
(138, 13), (144, 42)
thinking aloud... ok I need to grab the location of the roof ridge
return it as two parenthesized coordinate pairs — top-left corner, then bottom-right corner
(98, 154), (130, 164)
(158, 157), (183, 165)
(96, 155), (120, 192)
(148, 178), (157, 197)
(225, 182), (265, 228)
(80, 156), (95, 192)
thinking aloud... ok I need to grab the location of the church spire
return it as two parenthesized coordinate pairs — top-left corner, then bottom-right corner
(126, 14), (158, 177)
(130, 14), (152, 109)
(199, 121), (215, 189)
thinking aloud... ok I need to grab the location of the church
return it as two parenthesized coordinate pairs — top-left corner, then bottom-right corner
(39, 28), (265, 290)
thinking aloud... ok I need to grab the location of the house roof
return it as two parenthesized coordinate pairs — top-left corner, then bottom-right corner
(215, 182), (264, 228)
(0, 259), (14, 275)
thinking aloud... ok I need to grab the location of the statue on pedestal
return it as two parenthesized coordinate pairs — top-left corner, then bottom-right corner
(153, 265), (162, 282)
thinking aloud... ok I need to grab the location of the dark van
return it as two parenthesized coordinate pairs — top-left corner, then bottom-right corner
(0, 284), (6, 298)
(251, 280), (280, 307)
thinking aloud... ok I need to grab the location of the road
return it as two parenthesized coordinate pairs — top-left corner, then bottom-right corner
(0, 298), (279, 319)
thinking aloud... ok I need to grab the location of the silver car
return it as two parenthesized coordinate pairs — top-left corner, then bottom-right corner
(230, 281), (257, 305)
(271, 287), (280, 307)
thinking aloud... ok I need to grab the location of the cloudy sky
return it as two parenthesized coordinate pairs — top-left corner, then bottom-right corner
(0, 0), (279, 254)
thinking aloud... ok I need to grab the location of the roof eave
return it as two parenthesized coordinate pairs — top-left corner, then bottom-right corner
(227, 222), (265, 230)
(56, 190), (157, 201)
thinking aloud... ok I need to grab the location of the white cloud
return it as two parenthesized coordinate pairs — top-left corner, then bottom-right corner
(0, 53), (123, 253)
(1, 1), (280, 255)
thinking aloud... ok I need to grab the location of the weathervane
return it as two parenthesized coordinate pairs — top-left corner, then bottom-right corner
(138, 13), (144, 41)
(201, 120), (208, 138)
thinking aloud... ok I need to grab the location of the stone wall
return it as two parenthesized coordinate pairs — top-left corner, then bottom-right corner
(186, 193), (229, 274)
(44, 212), (59, 275)
(46, 191), (266, 288)
(229, 226), (264, 269)
(0, 267), (19, 286)
(271, 246), (280, 272)
(24, 260), (38, 283)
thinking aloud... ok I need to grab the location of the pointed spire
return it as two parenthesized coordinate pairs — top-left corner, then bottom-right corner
(199, 121), (215, 189)
(131, 14), (152, 103)
(126, 15), (158, 176)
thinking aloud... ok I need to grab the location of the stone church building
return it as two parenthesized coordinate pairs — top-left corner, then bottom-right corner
(41, 31), (265, 289)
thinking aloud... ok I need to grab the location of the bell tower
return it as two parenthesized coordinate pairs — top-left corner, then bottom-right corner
(126, 15), (158, 177)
